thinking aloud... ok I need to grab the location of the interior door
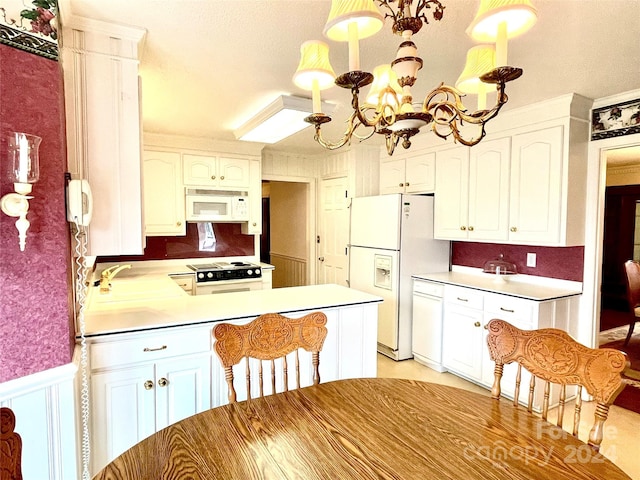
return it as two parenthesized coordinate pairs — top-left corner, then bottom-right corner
(318, 177), (349, 286)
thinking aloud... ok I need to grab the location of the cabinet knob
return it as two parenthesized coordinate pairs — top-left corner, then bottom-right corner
(220, 176), (225, 180)
(460, 226), (467, 231)
(211, 175), (216, 180)
(468, 226), (474, 231)
(144, 380), (154, 390)
(474, 321), (481, 327)
(319, 256), (325, 262)
(405, 182), (410, 186)
(510, 227), (517, 232)
(252, 222), (257, 227)
(158, 378), (169, 387)
(176, 221), (182, 227)
(399, 183), (404, 187)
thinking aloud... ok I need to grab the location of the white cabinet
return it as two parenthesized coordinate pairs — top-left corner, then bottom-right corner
(412, 279), (445, 372)
(509, 126), (564, 245)
(442, 283), (580, 408)
(89, 327), (212, 474)
(380, 152), (435, 194)
(143, 150), (185, 236)
(62, 17), (146, 255)
(434, 138), (510, 241)
(241, 159), (262, 235)
(183, 154), (250, 190)
(442, 286), (485, 380)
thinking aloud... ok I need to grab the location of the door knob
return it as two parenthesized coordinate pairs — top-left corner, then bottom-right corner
(144, 380), (154, 390)
(158, 378), (169, 387)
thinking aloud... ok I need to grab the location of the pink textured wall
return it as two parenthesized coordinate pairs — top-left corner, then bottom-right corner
(0, 44), (73, 383)
(451, 242), (585, 282)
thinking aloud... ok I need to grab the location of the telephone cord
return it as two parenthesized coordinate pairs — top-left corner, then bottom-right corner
(72, 219), (91, 480)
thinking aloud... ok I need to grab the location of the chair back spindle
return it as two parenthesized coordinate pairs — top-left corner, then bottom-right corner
(214, 312), (328, 403)
(486, 319), (629, 450)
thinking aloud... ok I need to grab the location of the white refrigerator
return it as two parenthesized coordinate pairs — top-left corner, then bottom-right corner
(349, 194), (450, 360)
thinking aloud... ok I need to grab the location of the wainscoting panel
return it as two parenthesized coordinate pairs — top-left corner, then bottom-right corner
(270, 253), (308, 287)
(0, 362), (79, 480)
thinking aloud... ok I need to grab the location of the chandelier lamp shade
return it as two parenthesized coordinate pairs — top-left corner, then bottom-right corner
(455, 44), (497, 111)
(293, 0), (537, 155)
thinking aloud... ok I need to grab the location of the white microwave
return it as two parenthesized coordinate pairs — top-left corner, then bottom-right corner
(185, 188), (249, 222)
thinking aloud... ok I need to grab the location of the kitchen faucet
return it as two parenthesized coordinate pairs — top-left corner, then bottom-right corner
(99, 264), (132, 293)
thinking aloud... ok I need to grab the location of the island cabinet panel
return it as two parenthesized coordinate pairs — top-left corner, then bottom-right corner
(85, 296), (378, 477)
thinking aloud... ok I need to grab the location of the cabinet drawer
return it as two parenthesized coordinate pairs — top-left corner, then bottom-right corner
(90, 327), (212, 370)
(484, 294), (534, 325)
(444, 286), (483, 310)
(413, 280), (444, 297)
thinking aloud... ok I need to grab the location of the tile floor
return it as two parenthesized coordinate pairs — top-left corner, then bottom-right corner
(377, 354), (640, 480)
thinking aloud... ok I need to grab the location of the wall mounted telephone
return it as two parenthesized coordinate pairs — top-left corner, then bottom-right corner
(66, 179), (93, 226)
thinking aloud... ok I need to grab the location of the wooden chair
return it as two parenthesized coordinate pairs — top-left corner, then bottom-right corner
(213, 312), (328, 403)
(623, 260), (640, 346)
(0, 407), (22, 480)
(486, 319), (629, 450)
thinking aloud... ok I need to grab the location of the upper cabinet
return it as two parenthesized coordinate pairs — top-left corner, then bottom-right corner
(62, 16), (147, 256)
(143, 150), (185, 236)
(433, 94), (591, 247)
(141, 136), (263, 237)
(380, 151), (436, 194)
(435, 138), (511, 241)
(183, 155), (250, 190)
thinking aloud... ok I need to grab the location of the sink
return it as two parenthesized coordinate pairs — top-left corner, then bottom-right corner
(91, 277), (185, 304)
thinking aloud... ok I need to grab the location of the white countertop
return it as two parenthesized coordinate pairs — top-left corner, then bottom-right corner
(412, 269), (582, 301)
(81, 283), (382, 338)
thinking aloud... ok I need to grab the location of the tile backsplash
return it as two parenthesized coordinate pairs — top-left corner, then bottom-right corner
(451, 242), (584, 282)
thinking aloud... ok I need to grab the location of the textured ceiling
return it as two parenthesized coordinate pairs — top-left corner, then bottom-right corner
(62, 0), (640, 155)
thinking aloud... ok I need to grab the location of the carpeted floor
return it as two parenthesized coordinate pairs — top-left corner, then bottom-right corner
(599, 326), (640, 414)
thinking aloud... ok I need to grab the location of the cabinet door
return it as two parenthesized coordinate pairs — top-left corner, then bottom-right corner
(242, 159), (262, 234)
(509, 126), (563, 244)
(405, 152), (435, 193)
(218, 157), (250, 189)
(91, 364), (156, 473)
(183, 154), (218, 186)
(379, 158), (406, 194)
(442, 303), (484, 381)
(468, 137), (510, 241)
(155, 354), (211, 431)
(143, 150), (186, 236)
(434, 146), (469, 239)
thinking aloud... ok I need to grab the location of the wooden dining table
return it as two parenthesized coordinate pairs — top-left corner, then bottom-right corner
(93, 377), (631, 480)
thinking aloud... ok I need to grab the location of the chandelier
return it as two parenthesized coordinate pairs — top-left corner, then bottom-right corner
(293, 0), (537, 155)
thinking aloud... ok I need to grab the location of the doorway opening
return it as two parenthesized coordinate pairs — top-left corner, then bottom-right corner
(599, 147), (640, 332)
(262, 180), (312, 288)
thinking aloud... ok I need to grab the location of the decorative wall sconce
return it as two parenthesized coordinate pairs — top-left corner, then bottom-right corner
(1, 132), (41, 251)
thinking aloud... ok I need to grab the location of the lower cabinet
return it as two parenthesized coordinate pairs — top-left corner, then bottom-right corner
(442, 284), (580, 408)
(89, 327), (212, 474)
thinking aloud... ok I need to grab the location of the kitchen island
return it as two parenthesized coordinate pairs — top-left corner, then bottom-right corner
(79, 282), (381, 474)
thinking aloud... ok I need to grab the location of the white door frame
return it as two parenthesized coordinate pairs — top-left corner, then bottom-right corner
(262, 174), (317, 285)
(582, 131), (640, 348)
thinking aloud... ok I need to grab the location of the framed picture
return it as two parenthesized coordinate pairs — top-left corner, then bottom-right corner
(591, 98), (640, 141)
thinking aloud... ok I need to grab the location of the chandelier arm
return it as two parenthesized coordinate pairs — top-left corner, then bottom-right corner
(423, 79), (512, 145)
(310, 109), (378, 151)
(415, 0), (445, 24)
